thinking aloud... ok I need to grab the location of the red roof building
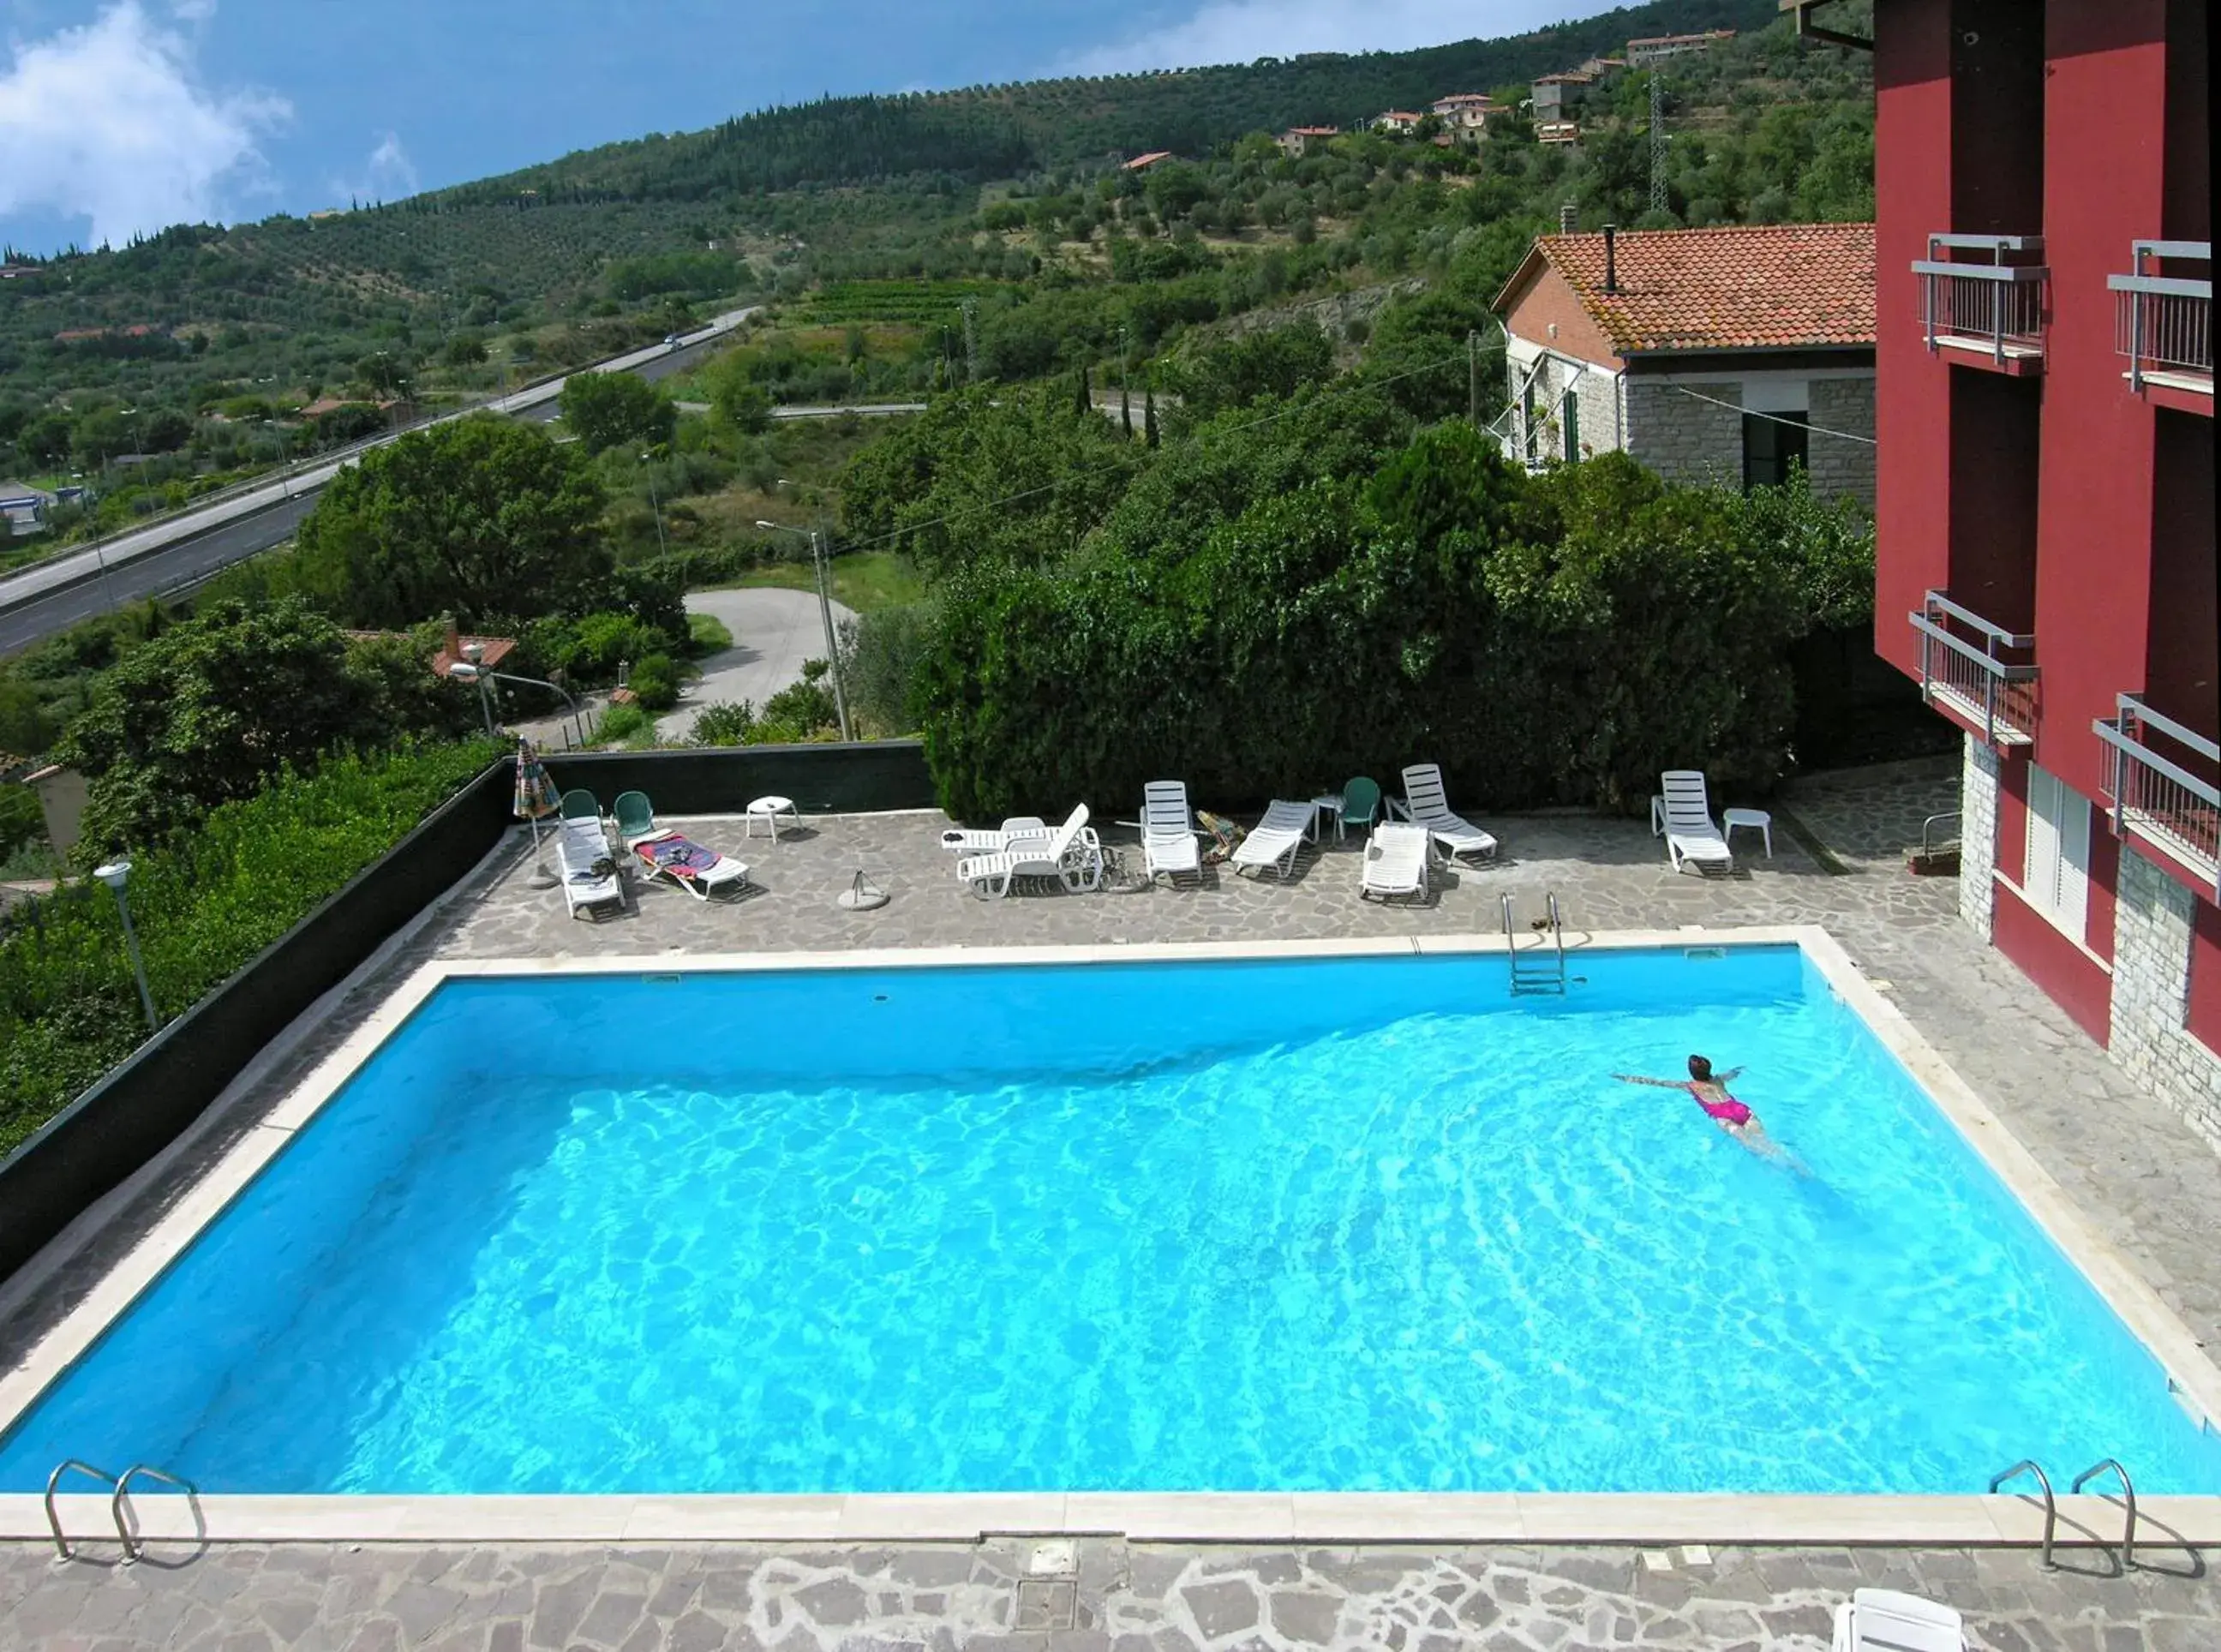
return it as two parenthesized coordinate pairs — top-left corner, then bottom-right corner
(1492, 223), (1876, 501)
(1865, 0), (2216, 1107)
(1122, 151), (1174, 172)
(1276, 125), (1338, 159)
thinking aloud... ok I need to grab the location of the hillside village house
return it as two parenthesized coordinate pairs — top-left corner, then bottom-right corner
(1275, 125), (1338, 158)
(1492, 222), (1876, 506)
(1373, 110), (1424, 135)
(1530, 72), (1592, 126)
(1625, 29), (1737, 66)
(1429, 93), (1496, 141)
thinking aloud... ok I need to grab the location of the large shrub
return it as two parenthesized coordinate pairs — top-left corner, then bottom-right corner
(915, 434), (1865, 821)
(0, 740), (499, 1152)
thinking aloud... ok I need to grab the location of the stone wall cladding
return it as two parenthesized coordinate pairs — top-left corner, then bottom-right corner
(1625, 376), (1743, 490)
(1958, 733), (2000, 938)
(1512, 355), (1625, 465)
(2109, 845), (2221, 1149)
(1807, 375), (1877, 507)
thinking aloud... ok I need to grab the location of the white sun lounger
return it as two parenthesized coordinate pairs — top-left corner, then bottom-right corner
(556, 817), (624, 919)
(1231, 799), (1315, 880)
(1140, 780), (1203, 883)
(1830, 1589), (1965, 1652)
(1655, 769), (1733, 874)
(957, 804), (1102, 899)
(1394, 763), (1499, 864)
(1360, 823), (1430, 902)
(940, 816), (1050, 855)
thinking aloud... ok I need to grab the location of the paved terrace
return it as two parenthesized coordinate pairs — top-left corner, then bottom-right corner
(4, 756), (2218, 1647)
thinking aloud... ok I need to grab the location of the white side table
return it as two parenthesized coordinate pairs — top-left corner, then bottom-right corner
(1723, 807), (1773, 859)
(745, 795), (799, 841)
(1309, 794), (1345, 843)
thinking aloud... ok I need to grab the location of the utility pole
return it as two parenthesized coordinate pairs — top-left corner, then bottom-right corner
(810, 529), (853, 742)
(1468, 330), (1479, 428)
(1649, 72), (1669, 217)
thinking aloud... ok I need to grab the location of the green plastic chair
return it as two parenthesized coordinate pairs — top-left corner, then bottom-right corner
(612, 790), (657, 845)
(1340, 776), (1382, 838)
(558, 788), (600, 822)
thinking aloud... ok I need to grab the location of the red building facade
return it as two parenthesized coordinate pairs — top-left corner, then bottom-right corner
(1869, 0), (2217, 1134)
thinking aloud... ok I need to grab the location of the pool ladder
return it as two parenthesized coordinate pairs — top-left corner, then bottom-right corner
(44, 1458), (200, 1563)
(1502, 892), (1568, 997)
(1990, 1457), (2138, 1570)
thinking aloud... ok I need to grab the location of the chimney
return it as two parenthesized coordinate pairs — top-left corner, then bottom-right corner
(1603, 224), (1619, 294)
(1559, 201), (1577, 235)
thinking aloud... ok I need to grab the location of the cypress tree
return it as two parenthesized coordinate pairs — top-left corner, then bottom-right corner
(1121, 379), (1133, 435)
(1075, 364), (1093, 417)
(1144, 384), (1159, 448)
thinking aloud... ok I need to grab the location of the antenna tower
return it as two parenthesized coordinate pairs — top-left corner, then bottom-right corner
(1648, 73), (1668, 216)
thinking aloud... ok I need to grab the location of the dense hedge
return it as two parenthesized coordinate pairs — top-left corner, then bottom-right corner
(0, 740), (500, 1153)
(915, 432), (1872, 821)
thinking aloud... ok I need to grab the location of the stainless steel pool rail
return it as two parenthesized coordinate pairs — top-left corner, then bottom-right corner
(1990, 1459), (2058, 1568)
(1501, 891), (1568, 996)
(2069, 1457), (2137, 1568)
(44, 1457), (199, 1562)
(44, 1459), (118, 1561)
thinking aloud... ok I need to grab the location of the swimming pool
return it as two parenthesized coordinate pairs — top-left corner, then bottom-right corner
(3, 940), (2218, 1499)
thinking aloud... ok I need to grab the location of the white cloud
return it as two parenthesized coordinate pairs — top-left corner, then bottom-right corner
(1067, 0), (1619, 75)
(0, 1), (288, 246)
(329, 131), (419, 206)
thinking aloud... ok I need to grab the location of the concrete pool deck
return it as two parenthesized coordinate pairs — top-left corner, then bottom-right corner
(4, 760), (2220, 1640)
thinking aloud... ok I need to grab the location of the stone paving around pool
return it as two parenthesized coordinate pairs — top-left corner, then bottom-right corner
(3, 1535), (2216, 1651)
(4, 759), (2220, 1649)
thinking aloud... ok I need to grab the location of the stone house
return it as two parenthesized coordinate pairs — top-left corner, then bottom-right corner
(1275, 126), (1338, 159)
(1530, 73), (1592, 125)
(1491, 222), (1877, 506)
(1625, 29), (1736, 67)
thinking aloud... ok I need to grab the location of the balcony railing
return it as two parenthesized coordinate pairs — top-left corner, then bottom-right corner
(2094, 695), (2220, 897)
(1914, 234), (2048, 369)
(2110, 240), (2212, 397)
(1909, 590), (2038, 746)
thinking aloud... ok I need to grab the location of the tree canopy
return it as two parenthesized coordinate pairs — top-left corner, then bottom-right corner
(559, 370), (679, 454)
(292, 417), (611, 629)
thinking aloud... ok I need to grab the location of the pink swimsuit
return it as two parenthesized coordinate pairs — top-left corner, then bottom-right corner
(1697, 1092), (1753, 1128)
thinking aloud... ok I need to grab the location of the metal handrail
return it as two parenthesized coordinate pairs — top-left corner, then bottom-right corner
(2107, 272), (2212, 300)
(1547, 891), (1566, 980)
(1922, 590), (2036, 649)
(1990, 1459), (2059, 1569)
(1909, 260), (2048, 283)
(45, 1459), (117, 1561)
(1909, 613), (2040, 676)
(111, 1463), (201, 1563)
(2134, 237), (2211, 261)
(2069, 1458), (2137, 1569)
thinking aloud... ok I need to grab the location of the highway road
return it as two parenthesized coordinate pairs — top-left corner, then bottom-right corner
(0, 309), (756, 655)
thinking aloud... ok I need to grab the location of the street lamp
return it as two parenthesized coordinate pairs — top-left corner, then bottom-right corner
(754, 519), (852, 741)
(93, 859), (159, 1032)
(639, 452), (668, 557)
(450, 662), (590, 751)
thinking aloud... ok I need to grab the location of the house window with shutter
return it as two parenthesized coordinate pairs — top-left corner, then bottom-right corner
(2022, 763), (2092, 940)
(1562, 386), (1581, 461)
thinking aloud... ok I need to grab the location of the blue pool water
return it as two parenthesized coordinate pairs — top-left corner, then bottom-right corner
(3, 945), (2218, 1496)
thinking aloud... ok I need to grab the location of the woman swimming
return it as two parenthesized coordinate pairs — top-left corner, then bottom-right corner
(1613, 1055), (1801, 1168)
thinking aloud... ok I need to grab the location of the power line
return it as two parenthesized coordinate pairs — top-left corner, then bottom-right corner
(1667, 384), (1877, 445)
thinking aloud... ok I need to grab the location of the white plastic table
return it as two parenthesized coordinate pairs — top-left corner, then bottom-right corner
(745, 795), (799, 841)
(1309, 794), (1345, 842)
(1723, 806), (1773, 858)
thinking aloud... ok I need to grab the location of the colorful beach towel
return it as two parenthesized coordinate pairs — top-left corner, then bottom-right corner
(635, 835), (726, 880)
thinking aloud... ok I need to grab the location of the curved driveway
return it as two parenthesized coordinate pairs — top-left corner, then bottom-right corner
(658, 586), (859, 740)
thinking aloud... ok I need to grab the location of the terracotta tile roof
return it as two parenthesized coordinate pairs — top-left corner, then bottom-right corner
(1506, 222), (1875, 355)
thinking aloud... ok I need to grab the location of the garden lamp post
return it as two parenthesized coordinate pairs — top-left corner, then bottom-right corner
(458, 641), (496, 738)
(754, 519), (852, 741)
(451, 663), (590, 752)
(93, 859), (159, 1032)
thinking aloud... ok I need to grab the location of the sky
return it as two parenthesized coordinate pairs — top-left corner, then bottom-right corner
(1, 0), (1625, 254)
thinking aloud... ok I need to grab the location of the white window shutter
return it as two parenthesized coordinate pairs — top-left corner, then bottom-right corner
(2025, 766), (2062, 912)
(2054, 782), (2091, 938)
